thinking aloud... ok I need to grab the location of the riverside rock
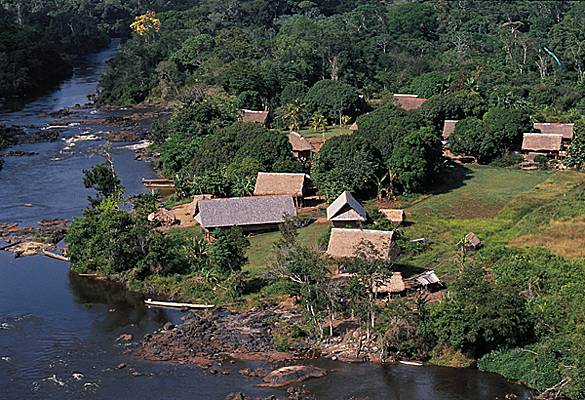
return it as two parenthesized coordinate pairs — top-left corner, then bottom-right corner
(259, 365), (327, 388)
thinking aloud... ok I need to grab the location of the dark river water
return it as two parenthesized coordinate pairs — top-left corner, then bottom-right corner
(0, 44), (531, 400)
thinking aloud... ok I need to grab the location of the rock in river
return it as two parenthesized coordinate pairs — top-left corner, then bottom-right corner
(259, 365), (327, 388)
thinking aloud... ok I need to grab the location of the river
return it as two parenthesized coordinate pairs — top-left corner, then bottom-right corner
(0, 43), (531, 400)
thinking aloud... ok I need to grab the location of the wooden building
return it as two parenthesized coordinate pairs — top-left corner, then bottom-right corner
(253, 172), (309, 207)
(288, 131), (313, 161)
(327, 191), (367, 228)
(194, 195), (297, 238)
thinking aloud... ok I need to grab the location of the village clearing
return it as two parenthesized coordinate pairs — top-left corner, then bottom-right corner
(239, 164), (585, 285)
(160, 164), (585, 298)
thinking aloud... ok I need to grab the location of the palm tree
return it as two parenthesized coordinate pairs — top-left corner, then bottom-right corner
(284, 102), (303, 131)
(310, 113), (327, 137)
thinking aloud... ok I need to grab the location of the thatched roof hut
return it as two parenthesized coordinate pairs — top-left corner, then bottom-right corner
(288, 132), (313, 153)
(533, 122), (574, 140)
(240, 109), (269, 125)
(327, 191), (367, 227)
(147, 208), (177, 227)
(393, 94), (428, 111)
(253, 172), (308, 204)
(306, 137), (325, 153)
(522, 133), (563, 153)
(379, 209), (406, 226)
(373, 272), (406, 294)
(326, 228), (397, 261)
(442, 120), (459, 140)
(465, 232), (481, 250)
(194, 195), (297, 233)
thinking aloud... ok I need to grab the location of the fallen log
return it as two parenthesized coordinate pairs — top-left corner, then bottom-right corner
(0, 241), (21, 251)
(41, 249), (70, 262)
(144, 298), (215, 310)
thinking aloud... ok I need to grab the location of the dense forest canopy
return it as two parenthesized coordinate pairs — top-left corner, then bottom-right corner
(96, 0), (585, 196)
(100, 0), (585, 117)
(0, 0), (199, 99)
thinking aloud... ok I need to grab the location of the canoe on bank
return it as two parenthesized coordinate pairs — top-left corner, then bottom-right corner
(399, 360), (423, 366)
(144, 299), (215, 310)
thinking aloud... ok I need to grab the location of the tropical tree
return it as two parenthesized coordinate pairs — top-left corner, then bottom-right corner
(310, 112), (327, 135)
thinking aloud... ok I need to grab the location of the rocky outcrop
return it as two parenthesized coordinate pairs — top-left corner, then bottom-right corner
(135, 306), (303, 364)
(226, 386), (316, 400)
(259, 365), (327, 388)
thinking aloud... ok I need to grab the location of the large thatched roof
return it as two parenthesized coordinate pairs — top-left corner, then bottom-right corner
(326, 228), (396, 260)
(327, 191), (367, 223)
(393, 94), (428, 110)
(253, 172), (308, 197)
(533, 122), (574, 140)
(522, 133), (563, 152)
(195, 195), (297, 229)
(240, 109), (269, 124)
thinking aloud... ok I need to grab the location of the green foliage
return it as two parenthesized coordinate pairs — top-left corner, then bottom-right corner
(431, 263), (532, 357)
(311, 135), (385, 200)
(566, 118), (585, 168)
(280, 81), (309, 106)
(483, 107), (531, 148)
(448, 117), (497, 162)
(389, 127), (442, 193)
(208, 228), (249, 275)
(404, 72), (449, 98)
(420, 91), (486, 129)
(271, 218), (330, 336)
(478, 343), (563, 392)
(83, 162), (123, 205)
(304, 80), (364, 123)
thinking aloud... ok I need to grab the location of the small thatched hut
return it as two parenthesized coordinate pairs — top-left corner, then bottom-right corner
(253, 172), (309, 207)
(147, 208), (177, 227)
(379, 209), (406, 226)
(521, 133), (563, 157)
(327, 191), (367, 228)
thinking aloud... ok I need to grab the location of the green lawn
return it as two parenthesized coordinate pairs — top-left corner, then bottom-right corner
(244, 222), (329, 276)
(400, 165), (585, 277)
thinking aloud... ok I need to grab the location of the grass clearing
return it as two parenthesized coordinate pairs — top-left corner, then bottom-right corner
(400, 165), (585, 276)
(244, 222), (329, 276)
